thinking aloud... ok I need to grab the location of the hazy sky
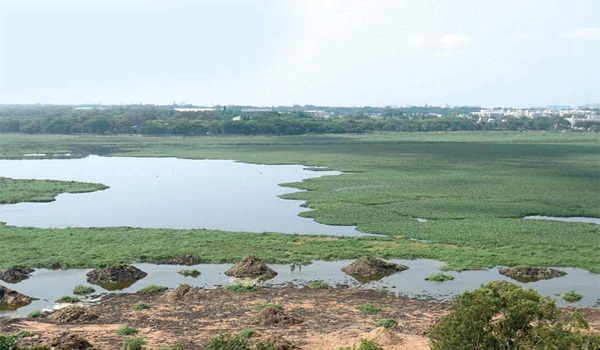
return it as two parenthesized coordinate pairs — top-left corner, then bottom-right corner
(1, 0), (599, 107)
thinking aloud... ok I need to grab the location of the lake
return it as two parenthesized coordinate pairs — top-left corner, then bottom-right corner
(0, 156), (366, 236)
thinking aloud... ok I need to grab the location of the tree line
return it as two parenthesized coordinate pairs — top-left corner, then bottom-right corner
(0, 104), (582, 136)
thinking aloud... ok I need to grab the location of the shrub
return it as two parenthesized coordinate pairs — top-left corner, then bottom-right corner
(116, 327), (139, 336)
(254, 339), (290, 350)
(137, 285), (168, 295)
(27, 310), (43, 318)
(375, 319), (397, 328)
(335, 339), (384, 350)
(178, 269), (200, 277)
(355, 303), (381, 313)
(0, 334), (50, 350)
(204, 334), (248, 350)
(560, 290), (583, 302)
(425, 273), (455, 282)
(73, 285), (96, 295)
(133, 303), (151, 310)
(55, 296), (80, 303)
(429, 281), (600, 350)
(238, 329), (256, 339)
(256, 303), (283, 311)
(224, 284), (257, 293)
(307, 281), (330, 289)
(117, 337), (146, 350)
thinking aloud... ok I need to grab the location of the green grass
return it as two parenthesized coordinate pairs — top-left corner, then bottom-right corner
(0, 132), (598, 272)
(137, 285), (168, 295)
(238, 329), (256, 339)
(27, 310), (43, 318)
(256, 303), (283, 311)
(0, 177), (108, 204)
(55, 296), (80, 303)
(375, 318), (397, 328)
(425, 273), (455, 282)
(307, 281), (331, 289)
(133, 303), (151, 310)
(73, 284), (96, 295)
(116, 326), (139, 336)
(225, 284), (257, 293)
(355, 303), (381, 313)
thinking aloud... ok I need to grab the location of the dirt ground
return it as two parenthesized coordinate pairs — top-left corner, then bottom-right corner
(1, 285), (598, 350)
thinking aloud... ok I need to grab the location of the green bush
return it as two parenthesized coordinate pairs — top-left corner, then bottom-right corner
(137, 285), (168, 295)
(429, 281), (600, 350)
(307, 281), (330, 289)
(133, 303), (151, 310)
(55, 296), (80, 303)
(425, 273), (455, 282)
(116, 327), (139, 336)
(254, 339), (289, 350)
(224, 284), (257, 293)
(117, 337), (146, 350)
(178, 269), (200, 277)
(27, 310), (43, 318)
(335, 339), (384, 350)
(204, 334), (248, 350)
(560, 290), (583, 302)
(256, 303), (283, 311)
(355, 303), (381, 313)
(72, 285), (96, 295)
(0, 334), (50, 350)
(375, 319), (397, 328)
(238, 329), (256, 339)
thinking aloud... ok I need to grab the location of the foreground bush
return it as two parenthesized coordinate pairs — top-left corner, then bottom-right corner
(429, 281), (600, 350)
(335, 339), (383, 350)
(204, 334), (248, 350)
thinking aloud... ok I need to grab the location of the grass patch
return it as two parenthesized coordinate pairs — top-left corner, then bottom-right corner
(560, 290), (583, 302)
(55, 296), (80, 303)
(256, 303), (283, 311)
(238, 329), (256, 339)
(355, 303), (381, 313)
(204, 334), (247, 350)
(425, 273), (455, 282)
(225, 284), (257, 293)
(73, 284), (96, 295)
(307, 281), (331, 289)
(375, 318), (397, 328)
(137, 285), (168, 295)
(27, 310), (43, 318)
(116, 326), (139, 336)
(335, 339), (384, 350)
(178, 269), (200, 277)
(133, 303), (151, 310)
(117, 337), (146, 350)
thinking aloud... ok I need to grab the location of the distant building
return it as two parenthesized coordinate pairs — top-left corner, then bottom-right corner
(173, 107), (215, 112)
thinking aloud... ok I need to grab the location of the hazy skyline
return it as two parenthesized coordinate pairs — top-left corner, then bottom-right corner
(1, 0), (599, 107)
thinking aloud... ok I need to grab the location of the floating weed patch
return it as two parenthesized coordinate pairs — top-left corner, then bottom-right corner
(137, 285), (168, 295)
(425, 273), (455, 282)
(73, 284), (96, 295)
(178, 269), (200, 277)
(55, 296), (80, 303)
(355, 303), (381, 313)
(560, 290), (583, 302)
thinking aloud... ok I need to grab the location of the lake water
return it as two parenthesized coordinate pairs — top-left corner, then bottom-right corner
(2, 259), (598, 317)
(0, 156), (366, 236)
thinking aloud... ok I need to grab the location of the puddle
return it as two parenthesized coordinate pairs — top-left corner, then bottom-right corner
(524, 215), (600, 224)
(2, 260), (598, 317)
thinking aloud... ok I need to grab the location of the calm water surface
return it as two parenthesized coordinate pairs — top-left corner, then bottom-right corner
(0, 156), (365, 236)
(2, 260), (598, 317)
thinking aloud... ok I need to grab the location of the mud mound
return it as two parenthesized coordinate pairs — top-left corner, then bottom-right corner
(499, 266), (566, 282)
(363, 327), (405, 347)
(225, 255), (277, 280)
(0, 266), (34, 283)
(49, 332), (94, 350)
(0, 286), (35, 308)
(152, 254), (202, 266)
(86, 264), (147, 289)
(163, 284), (205, 302)
(49, 306), (99, 323)
(255, 336), (299, 350)
(342, 257), (408, 282)
(253, 307), (302, 327)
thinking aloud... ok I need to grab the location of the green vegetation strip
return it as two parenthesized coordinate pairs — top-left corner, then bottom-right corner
(0, 133), (598, 272)
(0, 177), (108, 204)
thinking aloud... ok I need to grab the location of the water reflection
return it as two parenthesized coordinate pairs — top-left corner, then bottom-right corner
(2, 260), (598, 317)
(0, 156), (367, 236)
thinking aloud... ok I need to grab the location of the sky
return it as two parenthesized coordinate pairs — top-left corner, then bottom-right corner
(1, 0), (599, 107)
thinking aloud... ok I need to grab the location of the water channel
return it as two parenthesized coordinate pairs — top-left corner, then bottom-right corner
(1, 156), (598, 317)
